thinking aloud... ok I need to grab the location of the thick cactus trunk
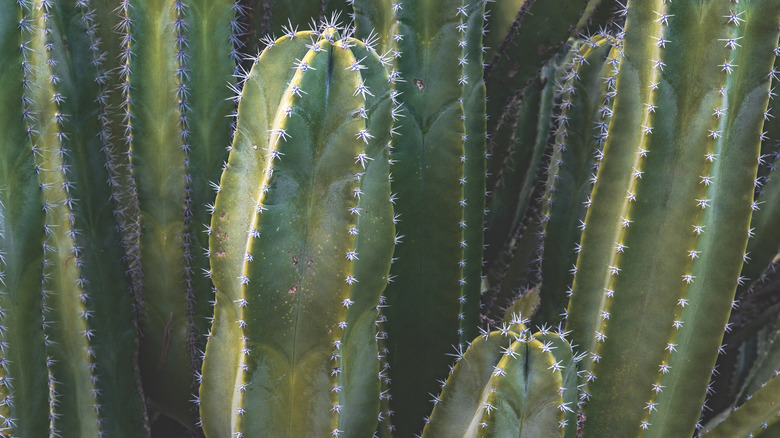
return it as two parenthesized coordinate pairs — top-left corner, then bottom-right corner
(354, 1), (488, 433)
(200, 25), (395, 437)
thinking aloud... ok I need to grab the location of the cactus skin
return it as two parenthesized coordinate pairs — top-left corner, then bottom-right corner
(563, 1), (780, 436)
(201, 26), (395, 437)
(119, 0), (236, 427)
(423, 321), (578, 437)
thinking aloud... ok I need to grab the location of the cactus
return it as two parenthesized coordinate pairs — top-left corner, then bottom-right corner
(533, 37), (616, 327)
(0, 1), (779, 436)
(564, 1), (780, 435)
(351, 0), (488, 433)
(0, 0), (148, 435)
(0, 4), (53, 434)
(484, 0), (591, 195)
(482, 66), (556, 321)
(116, 0), (237, 426)
(701, 372), (780, 437)
(200, 23), (395, 437)
(423, 317), (579, 437)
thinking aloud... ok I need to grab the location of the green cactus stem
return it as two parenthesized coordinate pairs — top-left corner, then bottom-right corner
(363, 0), (487, 433)
(735, 325), (780, 407)
(0, 2), (51, 434)
(118, 0), (237, 426)
(423, 321), (579, 437)
(200, 25), (395, 437)
(482, 65), (557, 318)
(0, 1), (148, 436)
(564, 1), (780, 436)
(701, 372), (780, 437)
(484, 0), (590, 196)
(534, 38), (616, 327)
(737, 156), (780, 297)
(38, 0), (148, 435)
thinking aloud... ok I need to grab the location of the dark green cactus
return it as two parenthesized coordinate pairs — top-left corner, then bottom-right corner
(482, 66), (556, 321)
(701, 372), (780, 437)
(533, 37), (616, 327)
(484, 0), (591, 195)
(116, 0), (237, 427)
(352, 0), (488, 434)
(0, 4), (51, 434)
(200, 24), (395, 437)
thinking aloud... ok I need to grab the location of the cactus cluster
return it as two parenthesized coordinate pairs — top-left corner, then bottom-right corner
(0, 0), (779, 437)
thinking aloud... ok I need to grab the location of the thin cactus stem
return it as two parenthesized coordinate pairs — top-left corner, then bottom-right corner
(461, 0), (488, 344)
(0, 2), (51, 434)
(701, 372), (780, 437)
(533, 38), (616, 327)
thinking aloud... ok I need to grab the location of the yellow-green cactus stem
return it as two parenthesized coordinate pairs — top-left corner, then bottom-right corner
(200, 24), (395, 437)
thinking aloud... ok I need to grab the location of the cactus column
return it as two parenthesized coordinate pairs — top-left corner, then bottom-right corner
(565, 1), (780, 436)
(200, 26), (395, 437)
(117, 0), (236, 426)
(362, 1), (488, 433)
(0, 1), (148, 436)
(0, 2), (50, 434)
